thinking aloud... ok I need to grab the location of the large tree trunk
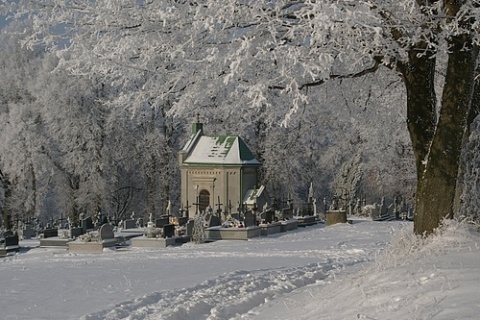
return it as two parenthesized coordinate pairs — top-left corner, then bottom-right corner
(413, 35), (478, 235)
(398, 49), (437, 180)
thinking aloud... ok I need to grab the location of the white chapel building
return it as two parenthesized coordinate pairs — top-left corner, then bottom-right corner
(178, 121), (263, 219)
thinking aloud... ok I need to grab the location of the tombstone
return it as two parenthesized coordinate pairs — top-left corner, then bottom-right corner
(186, 219), (195, 236)
(43, 228), (58, 238)
(99, 224), (115, 241)
(2, 231), (19, 252)
(22, 224), (36, 240)
(81, 216), (94, 232)
(244, 211), (256, 227)
(123, 219), (136, 229)
(206, 214), (221, 227)
(177, 217), (188, 226)
(155, 217), (170, 228)
(264, 210), (275, 223)
(163, 224), (175, 238)
(70, 227), (84, 239)
(325, 210), (347, 226)
(281, 208), (293, 220)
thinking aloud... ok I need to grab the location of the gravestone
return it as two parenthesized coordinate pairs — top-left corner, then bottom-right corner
(22, 225), (36, 239)
(1, 231), (19, 252)
(264, 210), (275, 223)
(123, 219), (136, 229)
(326, 210), (347, 226)
(155, 217), (170, 228)
(81, 216), (94, 232)
(99, 224), (115, 241)
(186, 219), (194, 236)
(163, 224), (175, 238)
(206, 214), (221, 227)
(281, 208), (293, 220)
(244, 211), (256, 227)
(177, 217), (188, 226)
(68, 224), (116, 253)
(43, 228), (58, 238)
(70, 227), (85, 238)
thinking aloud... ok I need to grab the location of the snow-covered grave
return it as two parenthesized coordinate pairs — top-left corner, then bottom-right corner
(259, 221), (282, 235)
(206, 225), (262, 240)
(68, 224), (117, 253)
(2, 219), (480, 320)
(325, 210), (348, 225)
(130, 219), (179, 248)
(0, 231), (19, 257)
(39, 228), (72, 247)
(280, 218), (299, 231)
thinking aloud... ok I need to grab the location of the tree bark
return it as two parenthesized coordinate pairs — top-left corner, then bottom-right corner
(398, 49), (437, 181)
(413, 34), (478, 235)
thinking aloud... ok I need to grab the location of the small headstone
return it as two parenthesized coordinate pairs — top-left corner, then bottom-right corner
(244, 211), (256, 227)
(3, 231), (19, 248)
(22, 225), (36, 239)
(265, 210), (275, 223)
(70, 227), (85, 238)
(163, 224), (175, 238)
(177, 217), (188, 226)
(326, 210), (347, 226)
(155, 217), (169, 228)
(207, 215), (221, 227)
(99, 224), (114, 241)
(281, 208), (293, 220)
(43, 228), (58, 238)
(186, 219), (194, 236)
(123, 219), (136, 229)
(81, 216), (94, 232)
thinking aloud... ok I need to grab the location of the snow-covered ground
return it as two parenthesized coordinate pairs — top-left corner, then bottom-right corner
(1, 218), (479, 320)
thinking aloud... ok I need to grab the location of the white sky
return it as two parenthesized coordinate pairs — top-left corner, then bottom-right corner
(1, 218), (479, 319)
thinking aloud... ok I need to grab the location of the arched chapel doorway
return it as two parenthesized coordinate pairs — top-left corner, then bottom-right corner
(199, 189), (210, 213)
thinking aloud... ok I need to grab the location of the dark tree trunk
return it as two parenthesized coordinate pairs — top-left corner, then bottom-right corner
(398, 49), (437, 181)
(412, 34), (478, 235)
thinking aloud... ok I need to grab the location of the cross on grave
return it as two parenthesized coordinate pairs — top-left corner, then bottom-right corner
(228, 200), (233, 214)
(183, 201), (192, 219)
(215, 196), (223, 215)
(193, 196), (201, 215)
(57, 215), (67, 228)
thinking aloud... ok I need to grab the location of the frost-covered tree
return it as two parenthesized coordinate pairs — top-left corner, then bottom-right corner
(0, 24), (45, 227)
(7, 0), (478, 235)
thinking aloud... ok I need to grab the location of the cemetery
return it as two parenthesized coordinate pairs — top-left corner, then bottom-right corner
(0, 121), (415, 256)
(0, 190), (413, 257)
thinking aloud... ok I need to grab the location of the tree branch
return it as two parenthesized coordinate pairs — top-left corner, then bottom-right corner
(269, 57), (382, 91)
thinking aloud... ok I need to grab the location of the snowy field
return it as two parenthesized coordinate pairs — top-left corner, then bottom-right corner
(1, 218), (480, 320)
